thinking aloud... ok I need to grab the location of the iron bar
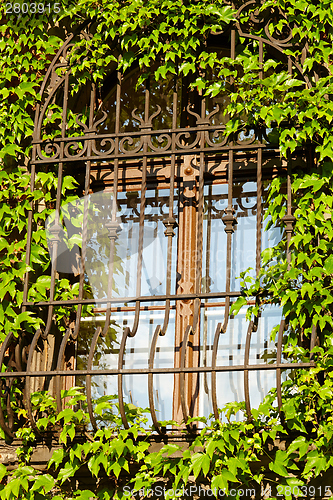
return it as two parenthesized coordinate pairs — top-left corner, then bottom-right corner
(23, 291), (243, 307)
(161, 79), (178, 335)
(244, 321), (254, 418)
(25, 329), (44, 434)
(0, 362), (315, 379)
(192, 99), (205, 332)
(130, 79), (149, 337)
(180, 325), (195, 430)
(203, 184), (212, 395)
(100, 74), (121, 337)
(55, 327), (73, 415)
(33, 125), (231, 145)
(71, 83), (96, 341)
(276, 319), (285, 412)
(22, 162), (36, 309)
(310, 324), (317, 360)
(33, 143), (271, 164)
(0, 333), (17, 437)
(118, 327), (131, 429)
(86, 326), (102, 431)
(148, 325), (163, 434)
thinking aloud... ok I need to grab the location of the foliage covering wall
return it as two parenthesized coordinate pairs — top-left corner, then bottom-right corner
(1, 0), (333, 499)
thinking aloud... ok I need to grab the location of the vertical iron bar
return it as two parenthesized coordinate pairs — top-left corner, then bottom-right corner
(162, 79), (178, 334)
(244, 38), (264, 418)
(72, 83), (96, 340)
(288, 56), (292, 76)
(310, 324), (317, 361)
(86, 76), (122, 428)
(43, 73), (69, 339)
(192, 96), (205, 331)
(72, 84), (97, 426)
(130, 79), (149, 336)
(118, 327), (131, 428)
(0, 334), (16, 437)
(212, 29), (236, 419)
(244, 320), (254, 418)
(286, 162), (293, 268)
(22, 162), (35, 311)
(276, 319), (285, 412)
(179, 325), (195, 431)
(148, 325), (163, 434)
(25, 329), (44, 433)
(225, 149), (235, 291)
(259, 40), (263, 81)
(102, 71), (121, 336)
(86, 326), (102, 430)
(71, 164), (90, 339)
(22, 74), (46, 310)
(203, 184), (212, 394)
(55, 327), (72, 414)
(212, 150), (235, 418)
(42, 160), (63, 339)
(256, 148), (262, 273)
(279, 160), (295, 416)
(278, 40), (294, 413)
(230, 28), (236, 70)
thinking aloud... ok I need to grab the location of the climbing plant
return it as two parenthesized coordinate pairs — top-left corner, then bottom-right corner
(1, 0), (333, 498)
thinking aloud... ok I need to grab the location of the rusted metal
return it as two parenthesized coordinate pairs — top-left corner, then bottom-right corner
(256, 137), (262, 276)
(25, 329), (44, 434)
(148, 325), (164, 434)
(211, 319), (226, 420)
(0, 333), (17, 438)
(117, 327), (132, 429)
(244, 320), (254, 419)
(173, 156), (200, 422)
(0, 4), (317, 436)
(203, 184), (212, 395)
(55, 328), (73, 415)
(71, 84), (96, 342)
(24, 291), (243, 308)
(161, 78), (178, 334)
(86, 326), (102, 431)
(310, 324), (317, 358)
(276, 319), (286, 412)
(179, 325), (195, 431)
(0, 362), (316, 379)
(282, 162), (296, 267)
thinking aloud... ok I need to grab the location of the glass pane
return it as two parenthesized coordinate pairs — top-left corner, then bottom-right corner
(203, 179), (280, 293)
(199, 303), (282, 421)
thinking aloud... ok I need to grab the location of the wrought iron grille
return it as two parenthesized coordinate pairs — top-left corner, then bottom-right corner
(0, 2), (317, 437)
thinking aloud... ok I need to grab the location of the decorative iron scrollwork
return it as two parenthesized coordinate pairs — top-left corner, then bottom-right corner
(0, 2), (316, 438)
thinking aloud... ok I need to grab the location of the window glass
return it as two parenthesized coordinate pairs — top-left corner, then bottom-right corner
(74, 177), (282, 424)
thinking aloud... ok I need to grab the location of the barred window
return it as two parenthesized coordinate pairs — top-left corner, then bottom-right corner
(0, 10), (317, 437)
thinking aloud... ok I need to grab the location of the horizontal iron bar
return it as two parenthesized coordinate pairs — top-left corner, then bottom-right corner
(33, 125), (228, 143)
(1, 362), (315, 378)
(23, 291), (242, 307)
(32, 144), (273, 164)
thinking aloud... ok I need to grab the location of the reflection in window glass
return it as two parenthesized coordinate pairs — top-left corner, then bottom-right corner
(77, 309), (176, 427)
(202, 180), (282, 293)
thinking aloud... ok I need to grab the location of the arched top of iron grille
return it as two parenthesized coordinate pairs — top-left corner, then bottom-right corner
(32, 1), (312, 166)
